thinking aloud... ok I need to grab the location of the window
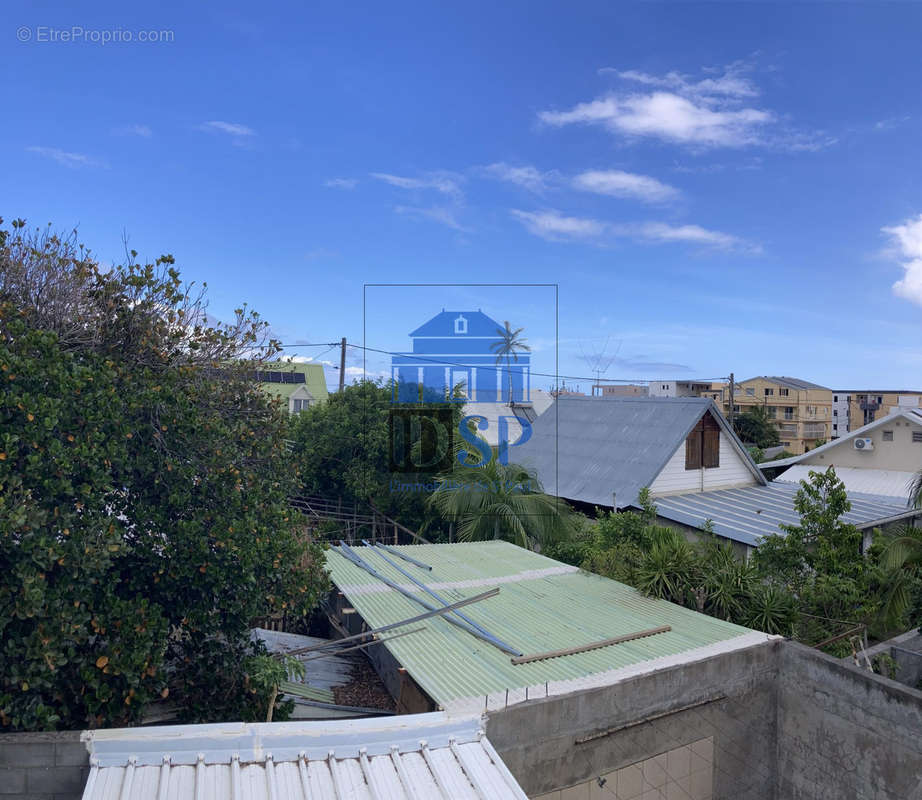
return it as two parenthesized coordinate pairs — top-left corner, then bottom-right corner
(685, 414), (720, 470)
(662, 384), (668, 391)
(833, 410), (838, 416)
(784, 407), (795, 420)
(454, 315), (468, 334)
(292, 398), (311, 413)
(764, 388), (774, 396)
(833, 424), (838, 431)
(834, 395), (838, 402)
(877, 396), (883, 404)
(766, 406), (777, 418)
(806, 405), (817, 416)
(883, 430), (893, 442)
(745, 388), (755, 396)
(913, 432), (922, 444)
(780, 388), (790, 397)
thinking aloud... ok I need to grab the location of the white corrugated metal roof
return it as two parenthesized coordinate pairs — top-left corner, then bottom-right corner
(80, 713), (527, 800)
(774, 465), (917, 501)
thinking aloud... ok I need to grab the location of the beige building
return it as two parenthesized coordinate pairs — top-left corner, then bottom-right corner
(835, 390), (922, 434)
(728, 376), (832, 455)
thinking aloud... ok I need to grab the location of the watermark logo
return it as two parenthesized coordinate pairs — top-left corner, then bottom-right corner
(388, 308), (533, 473)
(17, 26), (175, 45)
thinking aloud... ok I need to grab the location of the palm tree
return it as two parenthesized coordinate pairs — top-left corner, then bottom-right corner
(426, 458), (576, 551)
(880, 525), (922, 625)
(490, 321), (530, 404)
(910, 469), (922, 509)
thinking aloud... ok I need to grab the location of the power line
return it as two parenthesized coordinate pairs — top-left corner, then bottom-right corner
(278, 341), (728, 386)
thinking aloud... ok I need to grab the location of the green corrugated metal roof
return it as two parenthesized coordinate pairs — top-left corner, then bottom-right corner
(259, 361), (329, 403)
(324, 542), (762, 710)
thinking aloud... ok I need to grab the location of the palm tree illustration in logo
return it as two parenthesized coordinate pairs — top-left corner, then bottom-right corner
(490, 321), (530, 404)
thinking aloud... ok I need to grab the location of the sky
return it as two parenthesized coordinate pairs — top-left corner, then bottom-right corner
(3, 2), (922, 391)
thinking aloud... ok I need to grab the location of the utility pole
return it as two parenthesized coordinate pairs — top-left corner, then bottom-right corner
(728, 372), (735, 427)
(338, 337), (347, 393)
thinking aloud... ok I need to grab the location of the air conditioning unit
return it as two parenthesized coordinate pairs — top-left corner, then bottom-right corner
(854, 438), (874, 451)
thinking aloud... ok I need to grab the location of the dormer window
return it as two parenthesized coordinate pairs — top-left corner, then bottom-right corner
(454, 315), (468, 334)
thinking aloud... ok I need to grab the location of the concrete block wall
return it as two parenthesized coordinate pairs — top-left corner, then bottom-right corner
(776, 642), (922, 800)
(0, 730), (88, 800)
(486, 640), (780, 800)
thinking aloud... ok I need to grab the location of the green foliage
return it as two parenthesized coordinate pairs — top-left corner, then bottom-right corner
(0, 220), (327, 731)
(747, 446), (765, 464)
(290, 379), (463, 536)
(427, 459), (579, 551)
(733, 407), (780, 448)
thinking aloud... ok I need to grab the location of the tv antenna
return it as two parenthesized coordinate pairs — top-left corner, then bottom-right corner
(578, 336), (622, 396)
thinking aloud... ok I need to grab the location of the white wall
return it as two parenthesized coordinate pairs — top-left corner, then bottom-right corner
(649, 432), (758, 496)
(801, 417), (922, 472)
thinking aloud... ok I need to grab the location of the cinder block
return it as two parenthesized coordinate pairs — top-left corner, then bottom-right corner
(26, 766), (87, 795)
(53, 740), (89, 767)
(0, 768), (28, 794)
(0, 743), (55, 768)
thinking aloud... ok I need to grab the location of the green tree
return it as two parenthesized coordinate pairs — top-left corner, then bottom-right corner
(752, 467), (876, 649)
(290, 379), (464, 536)
(0, 220), (327, 730)
(733, 407), (780, 448)
(490, 321), (530, 402)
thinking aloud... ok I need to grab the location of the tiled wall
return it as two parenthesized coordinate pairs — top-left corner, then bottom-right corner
(532, 737), (713, 800)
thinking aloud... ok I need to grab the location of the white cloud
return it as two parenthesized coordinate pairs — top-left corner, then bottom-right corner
(395, 205), (468, 231)
(370, 171), (463, 201)
(511, 208), (753, 251)
(324, 177), (358, 189)
(199, 121), (256, 141)
(114, 124), (153, 138)
(573, 169), (679, 203)
(510, 209), (606, 240)
(482, 162), (552, 192)
(884, 214), (922, 306)
(26, 146), (105, 168)
(607, 63), (760, 101)
(540, 91), (772, 148)
(613, 221), (751, 251)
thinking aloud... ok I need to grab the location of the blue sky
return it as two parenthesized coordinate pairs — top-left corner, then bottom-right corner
(4, 2), (922, 390)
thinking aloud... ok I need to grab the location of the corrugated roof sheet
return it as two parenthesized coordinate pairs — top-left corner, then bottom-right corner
(774, 465), (917, 501)
(513, 395), (763, 508)
(653, 482), (910, 547)
(252, 629), (354, 704)
(81, 713), (527, 800)
(325, 542), (771, 713)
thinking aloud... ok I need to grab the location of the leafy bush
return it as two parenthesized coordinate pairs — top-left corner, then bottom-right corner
(0, 220), (327, 730)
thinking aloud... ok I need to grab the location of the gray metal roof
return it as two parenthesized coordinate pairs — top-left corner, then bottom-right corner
(514, 396), (764, 508)
(652, 482), (911, 547)
(740, 376), (829, 390)
(80, 713), (528, 800)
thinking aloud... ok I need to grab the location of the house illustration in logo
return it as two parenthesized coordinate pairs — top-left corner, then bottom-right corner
(391, 310), (531, 404)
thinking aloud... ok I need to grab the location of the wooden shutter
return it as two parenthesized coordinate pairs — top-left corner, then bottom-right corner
(685, 420), (703, 470)
(702, 414), (720, 468)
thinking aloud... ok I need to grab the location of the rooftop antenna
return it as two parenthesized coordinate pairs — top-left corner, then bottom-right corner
(578, 336), (622, 396)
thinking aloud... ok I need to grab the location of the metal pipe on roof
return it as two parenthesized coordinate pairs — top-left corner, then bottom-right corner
(367, 540), (432, 570)
(283, 588), (500, 657)
(363, 541), (520, 655)
(510, 625), (672, 665)
(336, 542), (522, 657)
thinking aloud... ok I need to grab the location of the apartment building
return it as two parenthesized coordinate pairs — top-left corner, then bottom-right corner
(829, 390), (922, 437)
(649, 380), (725, 401)
(593, 383), (649, 397)
(729, 376), (832, 455)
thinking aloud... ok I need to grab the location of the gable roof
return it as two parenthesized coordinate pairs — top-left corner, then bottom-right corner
(513, 396), (765, 508)
(740, 376), (829, 390)
(409, 310), (504, 338)
(760, 408), (922, 469)
(260, 361), (329, 403)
